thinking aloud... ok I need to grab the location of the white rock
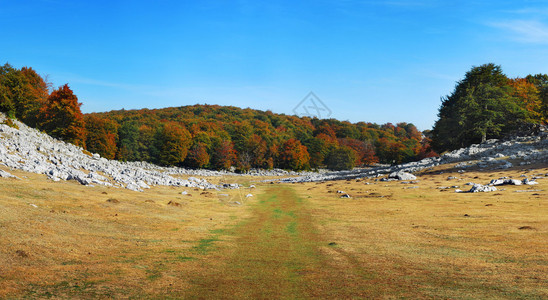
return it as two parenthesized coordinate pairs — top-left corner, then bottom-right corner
(523, 178), (538, 185)
(0, 169), (18, 179)
(469, 184), (497, 193)
(388, 171), (417, 181)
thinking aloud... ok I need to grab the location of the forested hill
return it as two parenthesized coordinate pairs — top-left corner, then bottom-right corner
(86, 105), (433, 171)
(0, 62), (432, 171)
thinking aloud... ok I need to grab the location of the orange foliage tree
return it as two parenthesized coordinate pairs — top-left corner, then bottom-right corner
(84, 115), (118, 159)
(279, 138), (310, 170)
(155, 122), (192, 166)
(39, 84), (86, 147)
(210, 140), (237, 170)
(339, 138), (378, 166)
(245, 134), (268, 168)
(0, 64), (49, 126)
(508, 78), (542, 123)
(18, 67), (49, 127)
(186, 142), (210, 168)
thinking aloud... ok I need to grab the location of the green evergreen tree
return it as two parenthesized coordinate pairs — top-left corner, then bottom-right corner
(116, 120), (140, 161)
(432, 63), (513, 152)
(460, 84), (524, 143)
(326, 146), (357, 171)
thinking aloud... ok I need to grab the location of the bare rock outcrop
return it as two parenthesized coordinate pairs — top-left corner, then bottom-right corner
(0, 114), (217, 191)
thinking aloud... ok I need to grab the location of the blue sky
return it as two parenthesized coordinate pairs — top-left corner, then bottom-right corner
(2, 0), (548, 130)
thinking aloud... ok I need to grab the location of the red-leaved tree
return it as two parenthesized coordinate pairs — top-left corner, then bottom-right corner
(279, 138), (310, 170)
(211, 140), (237, 170)
(186, 142), (210, 168)
(39, 84), (86, 147)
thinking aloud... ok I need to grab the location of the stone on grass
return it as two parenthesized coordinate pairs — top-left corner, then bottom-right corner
(490, 179), (522, 186)
(0, 169), (19, 179)
(388, 171), (416, 181)
(469, 184), (497, 193)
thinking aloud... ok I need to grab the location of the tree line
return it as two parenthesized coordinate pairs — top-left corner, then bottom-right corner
(88, 106), (432, 171)
(0, 63), (434, 171)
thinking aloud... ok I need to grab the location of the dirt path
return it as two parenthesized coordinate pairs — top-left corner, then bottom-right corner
(185, 186), (372, 299)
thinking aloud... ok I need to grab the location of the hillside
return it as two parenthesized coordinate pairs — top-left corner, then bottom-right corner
(87, 104), (429, 171)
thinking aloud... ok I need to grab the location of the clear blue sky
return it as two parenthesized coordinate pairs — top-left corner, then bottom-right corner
(2, 0), (548, 130)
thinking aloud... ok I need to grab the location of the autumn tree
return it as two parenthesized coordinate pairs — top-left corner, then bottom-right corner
(361, 140), (379, 164)
(18, 67), (49, 127)
(210, 139), (237, 170)
(313, 122), (337, 142)
(39, 84), (86, 147)
(417, 136), (438, 160)
(185, 142), (210, 168)
(375, 137), (414, 164)
(0, 64), (49, 125)
(84, 114), (118, 159)
(154, 122), (192, 166)
(239, 134), (268, 170)
(338, 138), (380, 166)
(279, 138), (310, 170)
(508, 78), (542, 123)
(526, 74), (548, 123)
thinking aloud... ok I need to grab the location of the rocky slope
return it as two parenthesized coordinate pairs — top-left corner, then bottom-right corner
(277, 128), (548, 183)
(0, 114), (225, 191)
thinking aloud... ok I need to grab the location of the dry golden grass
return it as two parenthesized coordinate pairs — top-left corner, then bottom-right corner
(0, 163), (547, 299)
(292, 163), (548, 298)
(0, 168), (257, 298)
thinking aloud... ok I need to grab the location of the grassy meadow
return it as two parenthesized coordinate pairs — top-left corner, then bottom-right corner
(0, 163), (547, 299)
